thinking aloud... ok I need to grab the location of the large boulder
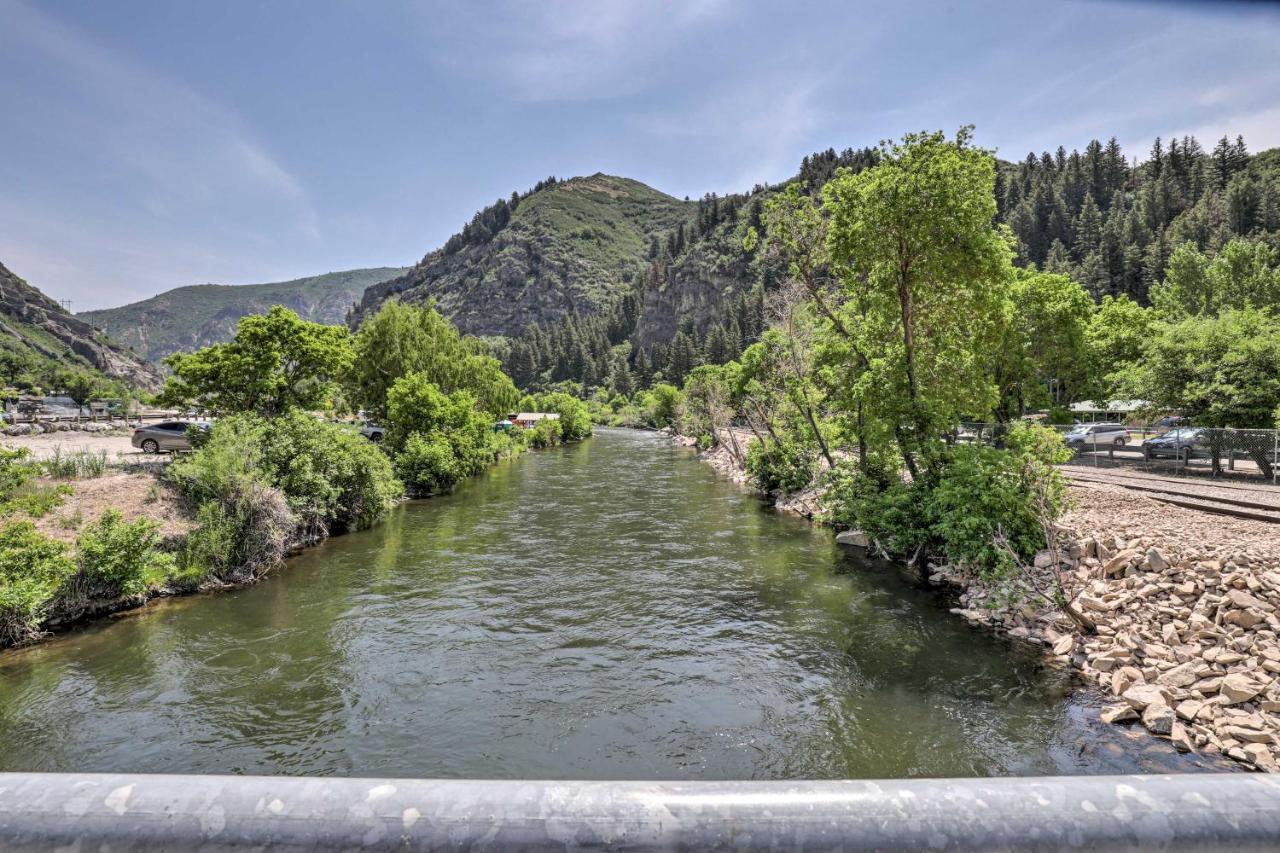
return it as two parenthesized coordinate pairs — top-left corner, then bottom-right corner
(1123, 684), (1171, 710)
(835, 530), (869, 548)
(1220, 674), (1265, 705)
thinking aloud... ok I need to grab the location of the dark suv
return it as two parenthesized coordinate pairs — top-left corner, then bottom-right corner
(1143, 427), (1208, 461)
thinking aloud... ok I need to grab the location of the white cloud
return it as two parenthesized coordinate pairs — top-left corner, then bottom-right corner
(425, 0), (734, 102)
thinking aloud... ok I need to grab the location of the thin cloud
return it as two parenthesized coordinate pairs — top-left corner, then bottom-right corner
(424, 0), (734, 102)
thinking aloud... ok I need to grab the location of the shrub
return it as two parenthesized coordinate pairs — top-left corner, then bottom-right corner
(396, 432), (462, 496)
(169, 412), (401, 538)
(166, 416), (269, 507)
(177, 489), (294, 585)
(0, 447), (35, 502)
(648, 384), (682, 428)
(256, 413), (401, 534)
(745, 437), (818, 494)
(527, 417), (563, 449)
(0, 521), (74, 645)
(75, 510), (175, 598)
(822, 455), (930, 557)
(823, 424), (1070, 579)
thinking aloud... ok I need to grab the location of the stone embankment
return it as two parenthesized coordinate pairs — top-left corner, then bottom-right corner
(948, 482), (1280, 772)
(3, 421), (125, 437)
(675, 431), (1280, 772)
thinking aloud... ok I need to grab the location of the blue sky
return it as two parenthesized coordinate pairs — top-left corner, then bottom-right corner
(2, 0), (1279, 310)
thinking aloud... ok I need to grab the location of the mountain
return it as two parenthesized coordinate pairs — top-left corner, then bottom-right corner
(0, 261), (163, 392)
(354, 174), (695, 336)
(367, 136), (1278, 394)
(355, 149), (879, 389)
(79, 267), (407, 362)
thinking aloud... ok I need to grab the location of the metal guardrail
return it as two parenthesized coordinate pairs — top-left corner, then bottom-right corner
(1, 773), (1278, 850)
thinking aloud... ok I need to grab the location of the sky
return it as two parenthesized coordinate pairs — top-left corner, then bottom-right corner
(2, 0), (1279, 310)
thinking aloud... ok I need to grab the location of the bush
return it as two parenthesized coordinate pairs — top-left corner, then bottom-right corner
(824, 423), (1070, 579)
(0, 447), (34, 498)
(75, 510), (175, 598)
(527, 418), (563, 448)
(396, 432), (462, 496)
(169, 413), (402, 538)
(648, 384), (682, 428)
(256, 413), (402, 534)
(178, 489), (294, 585)
(745, 437), (818, 494)
(0, 521), (74, 645)
(823, 455), (930, 557)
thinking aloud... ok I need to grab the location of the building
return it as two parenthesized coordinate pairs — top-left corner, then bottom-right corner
(1068, 399), (1151, 423)
(512, 412), (560, 429)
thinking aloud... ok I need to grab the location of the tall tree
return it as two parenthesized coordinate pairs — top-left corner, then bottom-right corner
(822, 128), (1014, 476)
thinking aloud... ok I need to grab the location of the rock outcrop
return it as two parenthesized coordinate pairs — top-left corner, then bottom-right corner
(0, 262), (162, 392)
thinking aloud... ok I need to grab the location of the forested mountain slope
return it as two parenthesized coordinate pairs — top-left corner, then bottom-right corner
(0, 261), (163, 393)
(79, 267), (406, 361)
(998, 136), (1280, 302)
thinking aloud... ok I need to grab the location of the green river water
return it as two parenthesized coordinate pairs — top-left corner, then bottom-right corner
(0, 428), (1228, 778)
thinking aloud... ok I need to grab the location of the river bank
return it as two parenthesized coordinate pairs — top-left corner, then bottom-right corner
(0, 419), (589, 651)
(678, 430), (1280, 773)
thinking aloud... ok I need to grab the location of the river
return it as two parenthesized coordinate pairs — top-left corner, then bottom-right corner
(0, 428), (1228, 778)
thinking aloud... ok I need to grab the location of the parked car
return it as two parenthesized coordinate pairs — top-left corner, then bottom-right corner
(1064, 422), (1131, 447)
(359, 423), (386, 443)
(1143, 427), (1209, 461)
(132, 421), (208, 454)
(1156, 415), (1191, 433)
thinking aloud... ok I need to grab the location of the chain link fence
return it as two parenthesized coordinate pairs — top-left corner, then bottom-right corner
(955, 421), (1280, 486)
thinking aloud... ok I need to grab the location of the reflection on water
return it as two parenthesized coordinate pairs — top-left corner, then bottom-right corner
(0, 428), (1232, 778)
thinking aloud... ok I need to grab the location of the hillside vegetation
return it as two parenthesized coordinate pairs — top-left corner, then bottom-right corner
(79, 267), (406, 361)
(355, 174), (694, 335)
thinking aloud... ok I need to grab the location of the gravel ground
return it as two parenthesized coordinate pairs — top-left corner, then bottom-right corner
(0, 432), (148, 461)
(1066, 468), (1280, 510)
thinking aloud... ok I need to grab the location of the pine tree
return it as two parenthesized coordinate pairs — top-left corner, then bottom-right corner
(608, 357), (633, 397)
(1075, 194), (1103, 259)
(703, 325), (730, 365)
(665, 331), (699, 385)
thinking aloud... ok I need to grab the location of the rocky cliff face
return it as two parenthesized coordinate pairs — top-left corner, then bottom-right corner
(0, 261), (163, 391)
(354, 174), (695, 337)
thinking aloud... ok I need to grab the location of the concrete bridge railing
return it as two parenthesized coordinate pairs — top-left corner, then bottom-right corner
(2, 772), (1279, 850)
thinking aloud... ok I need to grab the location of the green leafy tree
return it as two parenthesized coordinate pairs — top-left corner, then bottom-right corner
(385, 374), (487, 454)
(1133, 308), (1280, 429)
(348, 300), (518, 421)
(1086, 295), (1154, 400)
(993, 270), (1093, 418)
(1151, 239), (1280, 319)
(822, 128), (1014, 476)
(163, 306), (353, 416)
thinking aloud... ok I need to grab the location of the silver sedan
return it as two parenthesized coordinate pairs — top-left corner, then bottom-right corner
(131, 421), (209, 454)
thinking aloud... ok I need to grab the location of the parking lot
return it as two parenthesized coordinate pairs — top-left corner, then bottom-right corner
(0, 431), (147, 461)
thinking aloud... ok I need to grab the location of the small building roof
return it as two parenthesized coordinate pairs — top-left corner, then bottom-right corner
(515, 412), (560, 421)
(1069, 399), (1151, 414)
